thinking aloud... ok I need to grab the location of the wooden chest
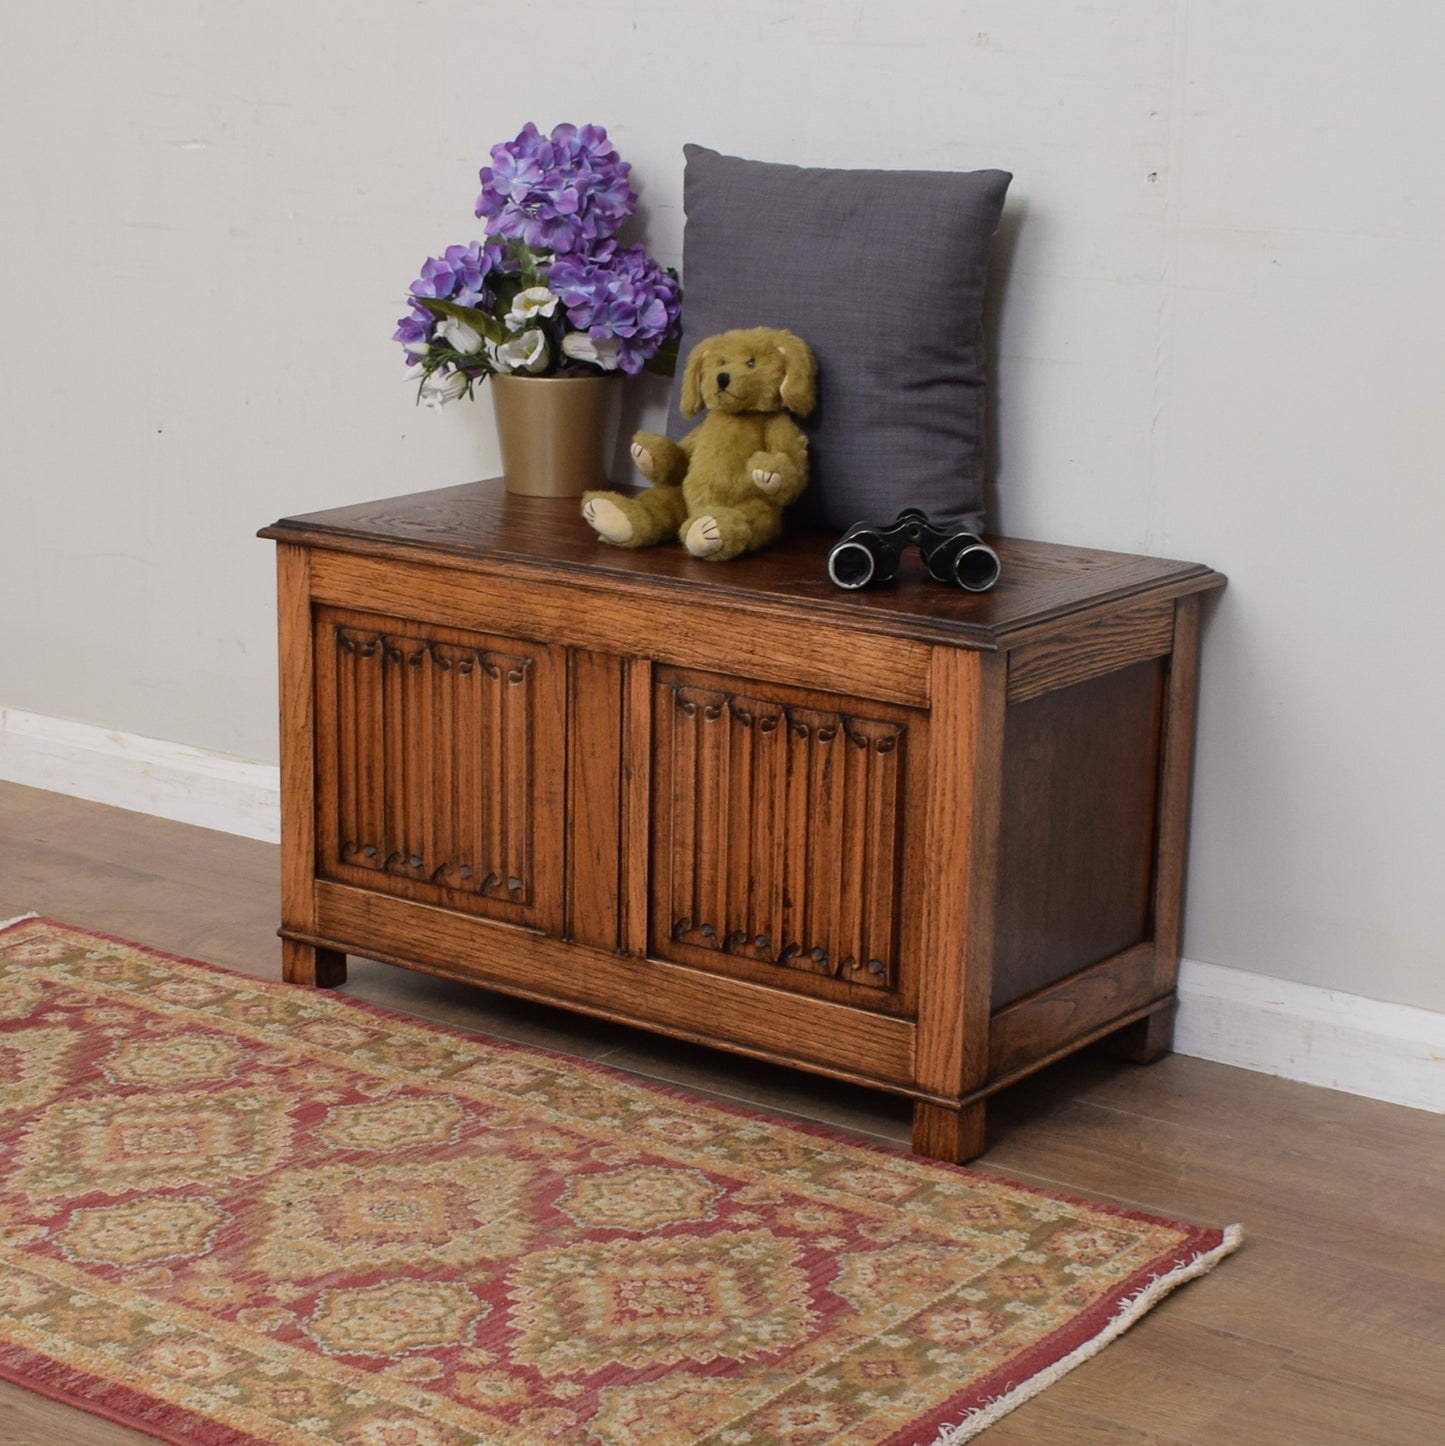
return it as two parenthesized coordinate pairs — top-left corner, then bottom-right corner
(261, 480), (1223, 1160)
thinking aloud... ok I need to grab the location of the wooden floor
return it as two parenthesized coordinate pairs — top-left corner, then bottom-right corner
(1, 780), (1442, 1445)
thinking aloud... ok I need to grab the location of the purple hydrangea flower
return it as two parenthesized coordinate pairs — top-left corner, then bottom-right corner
(392, 301), (434, 365)
(409, 240), (505, 306)
(548, 244), (682, 374)
(394, 241), (504, 364)
(476, 122), (636, 255)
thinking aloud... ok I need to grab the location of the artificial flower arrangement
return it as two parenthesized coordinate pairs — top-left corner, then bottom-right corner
(394, 123), (682, 408)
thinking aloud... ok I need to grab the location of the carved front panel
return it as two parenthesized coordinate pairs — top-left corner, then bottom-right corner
(652, 674), (912, 997)
(314, 610), (563, 928)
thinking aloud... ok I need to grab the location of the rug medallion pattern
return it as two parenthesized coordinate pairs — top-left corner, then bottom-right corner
(0, 919), (1237, 1445)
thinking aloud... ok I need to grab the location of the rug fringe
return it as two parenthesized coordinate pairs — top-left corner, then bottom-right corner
(0, 912), (40, 932)
(919, 1224), (1245, 1445)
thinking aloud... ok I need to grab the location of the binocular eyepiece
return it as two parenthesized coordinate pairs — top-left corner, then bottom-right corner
(827, 509), (1001, 593)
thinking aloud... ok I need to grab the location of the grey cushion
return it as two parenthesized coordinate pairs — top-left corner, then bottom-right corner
(669, 145), (1011, 535)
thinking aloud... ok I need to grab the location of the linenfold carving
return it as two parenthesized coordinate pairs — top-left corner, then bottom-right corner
(660, 684), (905, 990)
(330, 627), (534, 900)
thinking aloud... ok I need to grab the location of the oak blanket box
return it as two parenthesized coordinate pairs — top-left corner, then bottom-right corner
(260, 480), (1224, 1160)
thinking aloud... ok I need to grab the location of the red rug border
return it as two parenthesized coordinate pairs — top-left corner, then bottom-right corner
(1, 914), (1243, 1446)
(0, 1344), (270, 1446)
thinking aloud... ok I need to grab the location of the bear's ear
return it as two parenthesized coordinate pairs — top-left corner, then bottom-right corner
(776, 332), (818, 417)
(680, 341), (707, 417)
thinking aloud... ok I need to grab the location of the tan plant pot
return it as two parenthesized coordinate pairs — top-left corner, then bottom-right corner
(489, 372), (622, 497)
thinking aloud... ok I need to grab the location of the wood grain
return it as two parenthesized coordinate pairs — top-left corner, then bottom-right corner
(991, 660), (1164, 1007)
(565, 649), (624, 951)
(1149, 594), (1204, 997)
(309, 879), (919, 1088)
(1188, 1360), (1445, 1445)
(987, 943), (1164, 1081)
(274, 544), (339, 987)
(619, 657), (652, 958)
(1007, 596), (1175, 703)
(259, 479), (1225, 649)
(308, 546), (935, 706)
(910, 646), (1006, 1153)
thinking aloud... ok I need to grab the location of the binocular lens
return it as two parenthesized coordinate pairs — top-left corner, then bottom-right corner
(827, 540), (876, 589)
(827, 513), (1000, 593)
(950, 543), (1001, 593)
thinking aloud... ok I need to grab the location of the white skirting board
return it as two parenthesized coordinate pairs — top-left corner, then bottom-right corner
(0, 706), (280, 844)
(1176, 959), (1443, 1115)
(1, 706), (1440, 1114)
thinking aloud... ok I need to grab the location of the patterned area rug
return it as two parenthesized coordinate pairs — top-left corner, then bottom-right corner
(0, 916), (1240, 1445)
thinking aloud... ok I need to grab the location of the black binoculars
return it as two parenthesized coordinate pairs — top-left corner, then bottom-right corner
(826, 509), (1001, 593)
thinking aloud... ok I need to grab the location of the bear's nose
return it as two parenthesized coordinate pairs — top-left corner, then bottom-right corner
(716, 371), (731, 391)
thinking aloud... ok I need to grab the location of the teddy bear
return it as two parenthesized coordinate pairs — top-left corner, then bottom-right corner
(581, 326), (816, 561)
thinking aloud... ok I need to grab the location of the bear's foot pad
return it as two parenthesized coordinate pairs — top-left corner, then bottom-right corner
(583, 497), (635, 546)
(685, 515), (724, 558)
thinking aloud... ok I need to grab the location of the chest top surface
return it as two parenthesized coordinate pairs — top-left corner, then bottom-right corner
(260, 479), (1223, 649)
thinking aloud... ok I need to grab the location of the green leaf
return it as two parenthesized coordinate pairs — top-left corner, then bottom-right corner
(414, 296), (507, 346)
(643, 332), (680, 379)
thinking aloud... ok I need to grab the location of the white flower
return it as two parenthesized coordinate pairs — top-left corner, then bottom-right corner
(505, 287), (559, 329)
(561, 331), (622, 372)
(488, 330), (550, 375)
(436, 315), (484, 355)
(418, 367), (467, 410)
